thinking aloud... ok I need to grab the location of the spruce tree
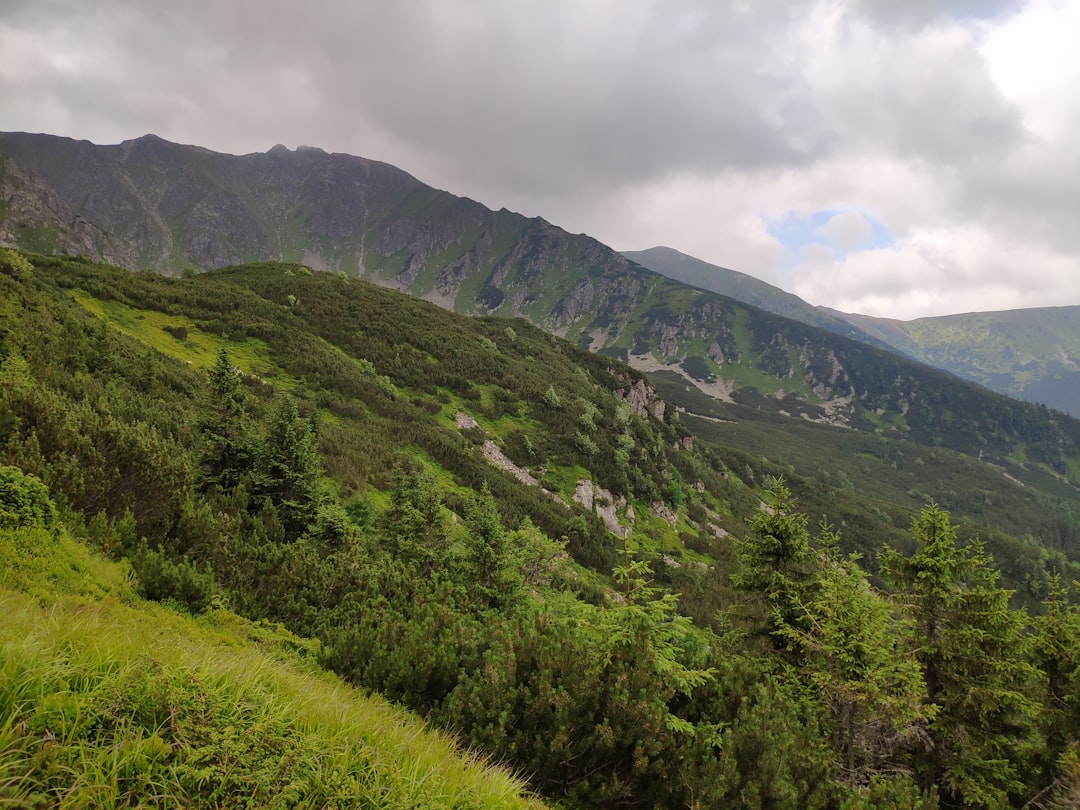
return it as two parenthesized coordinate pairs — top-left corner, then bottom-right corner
(882, 503), (1041, 808)
(731, 477), (816, 658)
(1032, 575), (1080, 799)
(462, 483), (516, 605)
(254, 395), (321, 541)
(777, 529), (925, 786)
(198, 348), (253, 493)
(380, 467), (451, 573)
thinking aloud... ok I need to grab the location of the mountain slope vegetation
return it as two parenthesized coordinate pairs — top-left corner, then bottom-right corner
(0, 469), (545, 808)
(825, 305), (1080, 416)
(6, 131), (1077, 445)
(625, 244), (1080, 418)
(3, 247), (1080, 807)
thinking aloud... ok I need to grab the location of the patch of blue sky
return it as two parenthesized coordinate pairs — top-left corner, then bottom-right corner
(763, 208), (895, 271)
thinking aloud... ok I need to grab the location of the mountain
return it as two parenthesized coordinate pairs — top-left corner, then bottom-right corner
(823, 306), (1080, 416)
(625, 244), (1080, 418)
(621, 245), (894, 349)
(2, 131), (1074, 450)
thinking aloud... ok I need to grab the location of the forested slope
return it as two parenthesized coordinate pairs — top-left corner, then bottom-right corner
(2, 247), (1080, 808)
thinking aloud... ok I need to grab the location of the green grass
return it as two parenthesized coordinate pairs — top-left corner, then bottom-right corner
(0, 526), (547, 809)
(70, 289), (298, 388)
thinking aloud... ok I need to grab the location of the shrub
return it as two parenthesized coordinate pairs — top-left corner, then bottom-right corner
(131, 545), (216, 613)
(0, 465), (58, 532)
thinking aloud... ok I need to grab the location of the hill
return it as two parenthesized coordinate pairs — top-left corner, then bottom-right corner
(3, 247), (1080, 805)
(5, 133), (1080, 475)
(0, 468), (545, 808)
(825, 305), (1080, 416)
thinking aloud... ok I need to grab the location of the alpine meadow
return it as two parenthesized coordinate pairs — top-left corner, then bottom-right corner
(1, 133), (1080, 809)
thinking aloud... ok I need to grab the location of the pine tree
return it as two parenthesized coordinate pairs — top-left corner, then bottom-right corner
(1032, 575), (1080, 799)
(731, 477), (816, 658)
(254, 395), (321, 541)
(198, 348), (253, 493)
(776, 528), (926, 787)
(461, 483), (517, 605)
(882, 503), (1041, 808)
(380, 467), (451, 573)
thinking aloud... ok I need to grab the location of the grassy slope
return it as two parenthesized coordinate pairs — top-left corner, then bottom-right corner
(0, 524), (546, 809)
(37, 254), (1080, 594)
(832, 306), (1080, 415)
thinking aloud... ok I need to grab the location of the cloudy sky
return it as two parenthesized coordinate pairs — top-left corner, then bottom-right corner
(2, 0), (1077, 319)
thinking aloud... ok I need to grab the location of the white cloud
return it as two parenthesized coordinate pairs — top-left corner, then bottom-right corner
(819, 212), (874, 252)
(792, 223), (1080, 318)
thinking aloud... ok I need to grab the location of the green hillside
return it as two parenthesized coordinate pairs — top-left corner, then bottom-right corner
(622, 245), (890, 347)
(828, 306), (1080, 416)
(0, 475), (545, 808)
(625, 245), (1080, 419)
(7, 131), (1077, 447)
(3, 248), (1080, 807)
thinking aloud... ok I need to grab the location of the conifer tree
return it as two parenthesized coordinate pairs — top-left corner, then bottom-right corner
(777, 528), (925, 786)
(254, 395), (321, 540)
(381, 467), (451, 573)
(1032, 575), (1080, 798)
(882, 503), (1041, 808)
(731, 477), (816, 658)
(462, 483), (516, 605)
(198, 348), (253, 493)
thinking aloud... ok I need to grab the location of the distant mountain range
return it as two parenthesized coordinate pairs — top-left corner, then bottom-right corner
(626, 246), (1080, 416)
(620, 246), (891, 348)
(824, 306), (1080, 417)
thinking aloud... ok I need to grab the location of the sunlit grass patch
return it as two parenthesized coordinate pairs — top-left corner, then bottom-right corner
(0, 528), (546, 809)
(69, 289), (298, 388)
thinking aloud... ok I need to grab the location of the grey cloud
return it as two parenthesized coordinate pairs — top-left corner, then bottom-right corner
(64, 1), (838, 193)
(1, 0), (1077, 317)
(849, 0), (1022, 28)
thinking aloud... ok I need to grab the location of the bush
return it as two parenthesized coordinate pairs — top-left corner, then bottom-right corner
(0, 247), (33, 278)
(131, 545), (216, 613)
(0, 465), (58, 532)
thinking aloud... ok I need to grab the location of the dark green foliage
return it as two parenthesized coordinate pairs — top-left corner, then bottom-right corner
(253, 395), (321, 540)
(882, 505), (1042, 808)
(131, 543), (216, 613)
(731, 477), (816, 655)
(1033, 578), (1080, 780)
(679, 354), (714, 381)
(198, 348), (253, 493)
(461, 484), (517, 606)
(4, 251), (1080, 809)
(1032, 577), (1080, 800)
(380, 467), (452, 573)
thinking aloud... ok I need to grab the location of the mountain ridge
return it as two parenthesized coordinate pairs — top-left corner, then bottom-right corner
(621, 245), (898, 351)
(2, 131), (1079, 447)
(627, 244), (1080, 415)
(824, 305), (1080, 415)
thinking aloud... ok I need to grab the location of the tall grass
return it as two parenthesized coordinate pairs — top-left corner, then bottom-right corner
(0, 527), (545, 809)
